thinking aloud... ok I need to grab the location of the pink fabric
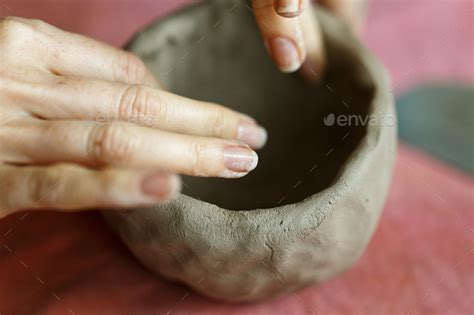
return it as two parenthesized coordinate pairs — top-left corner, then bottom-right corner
(0, 0), (473, 314)
(363, 0), (474, 92)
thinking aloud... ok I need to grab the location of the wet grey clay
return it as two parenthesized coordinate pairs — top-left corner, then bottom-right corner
(103, 0), (397, 302)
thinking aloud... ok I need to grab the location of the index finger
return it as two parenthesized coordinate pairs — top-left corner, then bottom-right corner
(252, 0), (306, 73)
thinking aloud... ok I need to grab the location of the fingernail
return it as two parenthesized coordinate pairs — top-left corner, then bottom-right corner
(275, 0), (301, 17)
(237, 121), (268, 149)
(223, 146), (258, 174)
(141, 172), (180, 199)
(269, 37), (302, 73)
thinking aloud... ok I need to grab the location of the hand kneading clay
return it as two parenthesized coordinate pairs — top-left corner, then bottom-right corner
(103, 0), (397, 302)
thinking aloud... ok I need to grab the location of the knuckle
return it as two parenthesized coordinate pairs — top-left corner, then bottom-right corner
(24, 18), (48, 30)
(208, 108), (231, 137)
(118, 85), (161, 126)
(89, 124), (138, 166)
(0, 17), (35, 44)
(0, 18), (52, 60)
(115, 52), (147, 84)
(189, 141), (209, 176)
(28, 167), (63, 207)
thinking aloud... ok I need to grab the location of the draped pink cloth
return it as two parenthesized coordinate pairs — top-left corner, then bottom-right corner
(0, 1), (473, 314)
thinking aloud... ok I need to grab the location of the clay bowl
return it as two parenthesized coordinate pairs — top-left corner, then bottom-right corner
(103, 0), (397, 302)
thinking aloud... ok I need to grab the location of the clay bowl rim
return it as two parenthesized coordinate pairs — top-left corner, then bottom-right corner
(125, 2), (393, 216)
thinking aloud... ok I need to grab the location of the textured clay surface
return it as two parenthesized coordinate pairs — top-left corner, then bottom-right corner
(104, 0), (396, 302)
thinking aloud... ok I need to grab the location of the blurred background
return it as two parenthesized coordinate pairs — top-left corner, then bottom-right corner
(0, 1), (472, 314)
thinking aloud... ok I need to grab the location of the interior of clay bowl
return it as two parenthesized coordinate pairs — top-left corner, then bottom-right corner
(132, 3), (374, 210)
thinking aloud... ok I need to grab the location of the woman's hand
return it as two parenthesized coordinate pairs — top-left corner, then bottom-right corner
(0, 17), (267, 218)
(252, 0), (367, 75)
